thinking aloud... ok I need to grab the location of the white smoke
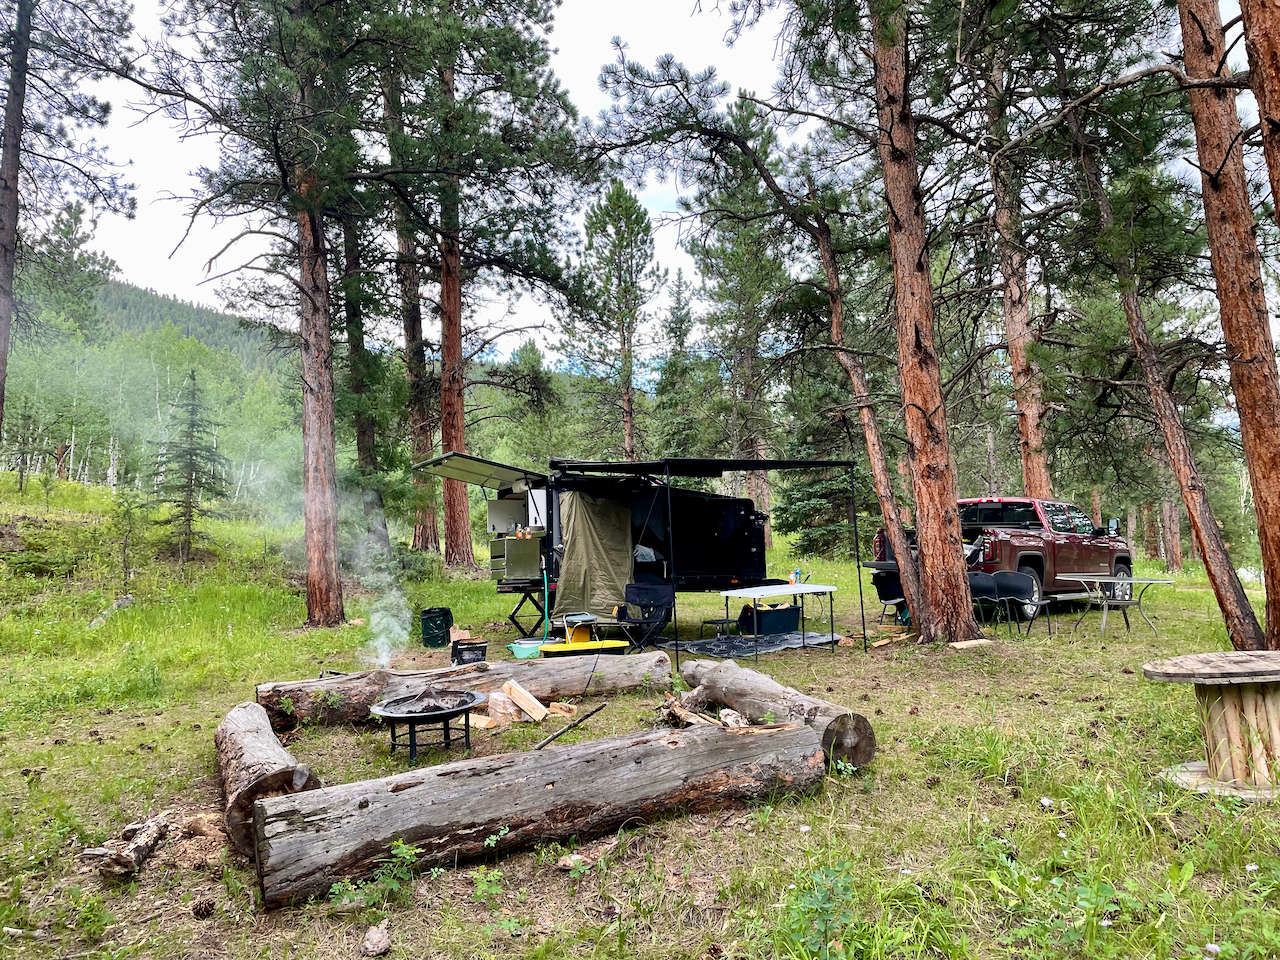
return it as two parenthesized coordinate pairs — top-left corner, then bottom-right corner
(349, 494), (412, 668)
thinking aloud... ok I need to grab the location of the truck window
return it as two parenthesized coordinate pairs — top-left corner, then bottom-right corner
(1004, 503), (1041, 527)
(960, 502), (1044, 527)
(1043, 502), (1074, 533)
(1068, 506), (1095, 534)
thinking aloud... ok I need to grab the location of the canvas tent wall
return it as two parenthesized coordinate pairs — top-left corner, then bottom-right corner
(554, 491), (634, 616)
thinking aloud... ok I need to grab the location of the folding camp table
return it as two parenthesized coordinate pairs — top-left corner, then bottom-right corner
(719, 584), (839, 662)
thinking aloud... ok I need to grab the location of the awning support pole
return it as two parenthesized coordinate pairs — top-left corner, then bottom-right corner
(850, 465), (867, 652)
(666, 463), (679, 672)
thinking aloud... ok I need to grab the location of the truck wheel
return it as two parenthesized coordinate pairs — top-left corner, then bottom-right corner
(1110, 564), (1132, 601)
(1015, 565), (1043, 621)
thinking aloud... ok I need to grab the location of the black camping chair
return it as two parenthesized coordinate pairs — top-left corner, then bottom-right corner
(993, 570), (1052, 637)
(968, 572), (1004, 630)
(872, 571), (905, 625)
(613, 583), (675, 649)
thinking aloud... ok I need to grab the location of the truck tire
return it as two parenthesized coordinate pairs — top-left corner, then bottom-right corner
(1015, 565), (1043, 621)
(1109, 563), (1132, 601)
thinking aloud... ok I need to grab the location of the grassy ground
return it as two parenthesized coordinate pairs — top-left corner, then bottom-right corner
(1, 474), (1277, 959)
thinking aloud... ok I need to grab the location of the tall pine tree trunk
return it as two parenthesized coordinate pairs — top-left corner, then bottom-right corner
(1179, 0), (1280, 648)
(816, 230), (926, 629)
(296, 185), (345, 626)
(340, 217), (391, 558)
(870, 6), (978, 644)
(986, 56), (1052, 499)
(1240, 0), (1280, 227)
(1090, 488), (1103, 527)
(1162, 499), (1184, 573)
(437, 63), (475, 569)
(0, 0), (33, 437)
(1058, 58), (1263, 649)
(382, 79), (440, 553)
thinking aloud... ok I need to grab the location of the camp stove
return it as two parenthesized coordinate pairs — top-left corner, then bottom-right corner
(369, 689), (486, 763)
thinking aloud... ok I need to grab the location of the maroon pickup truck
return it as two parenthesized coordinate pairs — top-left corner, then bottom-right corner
(871, 497), (1134, 611)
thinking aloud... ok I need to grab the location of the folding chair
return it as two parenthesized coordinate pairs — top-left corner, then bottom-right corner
(612, 583), (675, 650)
(872, 571), (906, 625)
(993, 570), (1052, 637)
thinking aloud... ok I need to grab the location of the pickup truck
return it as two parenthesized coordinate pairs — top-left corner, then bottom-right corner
(871, 497), (1134, 615)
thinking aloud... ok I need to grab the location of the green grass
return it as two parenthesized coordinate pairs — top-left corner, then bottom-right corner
(0, 473), (1276, 959)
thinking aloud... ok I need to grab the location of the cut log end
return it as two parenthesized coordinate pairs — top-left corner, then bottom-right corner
(823, 711), (876, 767)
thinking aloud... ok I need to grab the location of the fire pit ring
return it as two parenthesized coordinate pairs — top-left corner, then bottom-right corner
(370, 689), (487, 763)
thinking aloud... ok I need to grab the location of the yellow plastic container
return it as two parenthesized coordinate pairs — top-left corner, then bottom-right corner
(539, 640), (629, 658)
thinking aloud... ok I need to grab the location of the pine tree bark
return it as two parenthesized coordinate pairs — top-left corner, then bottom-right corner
(1161, 499), (1185, 573)
(1090, 488), (1103, 527)
(1239, 0), (1280, 227)
(1142, 505), (1161, 559)
(1179, 0), (1280, 648)
(986, 56), (1052, 499)
(0, 0), (32, 437)
(1058, 57), (1263, 649)
(340, 217), (391, 557)
(815, 230), (926, 628)
(870, 8), (978, 643)
(382, 79), (441, 553)
(437, 62), (475, 568)
(296, 182), (345, 627)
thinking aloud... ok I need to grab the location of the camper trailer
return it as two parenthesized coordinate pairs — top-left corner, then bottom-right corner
(417, 454), (823, 638)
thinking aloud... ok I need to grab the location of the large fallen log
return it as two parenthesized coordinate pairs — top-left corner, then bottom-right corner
(679, 659), (875, 767)
(255, 652), (672, 730)
(215, 702), (319, 855)
(254, 722), (823, 907)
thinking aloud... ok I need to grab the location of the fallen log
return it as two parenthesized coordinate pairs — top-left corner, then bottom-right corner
(81, 812), (169, 878)
(253, 722), (823, 907)
(680, 659), (875, 767)
(215, 702), (319, 855)
(255, 652), (672, 730)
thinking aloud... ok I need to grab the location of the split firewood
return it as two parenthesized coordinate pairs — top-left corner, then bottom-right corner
(469, 712), (504, 730)
(256, 652), (672, 730)
(486, 691), (533, 724)
(81, 812), (170, 878)
(680, 659), (876, 767)
(547, 702), (578, 718)
(254, 723), (824, 907)
(215, 702), (319, 856)
(660, 694), (718, 727)
(501, 679), (549, 721)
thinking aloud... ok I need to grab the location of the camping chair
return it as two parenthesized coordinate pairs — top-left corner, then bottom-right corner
(612, 583), (675, 650)
(967, 572), (1004, 630)
(871, 571), (905, 625)
(993, 570), (1052, 637)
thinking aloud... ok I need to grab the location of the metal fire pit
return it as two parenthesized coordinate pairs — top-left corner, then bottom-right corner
(370, 688), (487, 763)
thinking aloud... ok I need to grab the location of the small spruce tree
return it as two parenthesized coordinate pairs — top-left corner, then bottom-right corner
(153, 371), (228, 561)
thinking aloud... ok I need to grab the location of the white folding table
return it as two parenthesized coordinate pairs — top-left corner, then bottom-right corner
(719, 583), (839, 662)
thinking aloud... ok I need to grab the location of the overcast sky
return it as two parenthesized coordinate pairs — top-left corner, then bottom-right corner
(89, 1), (784, 317)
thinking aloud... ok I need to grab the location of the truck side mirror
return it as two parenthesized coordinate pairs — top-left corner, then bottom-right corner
(1107, 517), (1121, 536)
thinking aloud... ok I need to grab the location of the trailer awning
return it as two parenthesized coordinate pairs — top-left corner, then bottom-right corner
(413, 452), (548, 489)
(549, 457), (853, 478)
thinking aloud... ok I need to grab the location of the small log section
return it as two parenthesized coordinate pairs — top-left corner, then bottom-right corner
(81, 813), (170, 878)
(253, 722), (824, 907)
(680, 659), (876, 767)
(215, 702), (320, 855)
(255, 652), (672, 730)
(1143, 652), (1280, 788)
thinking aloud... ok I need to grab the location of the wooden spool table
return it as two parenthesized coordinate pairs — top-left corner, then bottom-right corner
(1143, 651), (1280, 800)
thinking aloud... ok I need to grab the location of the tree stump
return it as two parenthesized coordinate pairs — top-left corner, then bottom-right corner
(253, 722), (824, 907)
(1143, 652), (1280, 793)
(214, 702), (319, 855)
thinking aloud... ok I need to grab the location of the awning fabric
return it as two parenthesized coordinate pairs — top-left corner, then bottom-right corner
(553, 491), (633, 617)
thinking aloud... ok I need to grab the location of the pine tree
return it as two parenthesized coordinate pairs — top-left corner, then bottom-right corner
(153, 371), (228, 562)
(560, 180), (664, 461)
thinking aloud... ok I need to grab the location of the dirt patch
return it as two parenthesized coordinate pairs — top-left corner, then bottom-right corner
(0, 521), (23, 553)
